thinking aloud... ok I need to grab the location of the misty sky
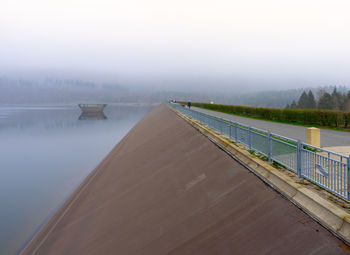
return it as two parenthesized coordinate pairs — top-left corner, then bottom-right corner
(1, 0), (350, 90)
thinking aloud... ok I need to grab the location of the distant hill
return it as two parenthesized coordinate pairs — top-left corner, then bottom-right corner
(0, 78), (129, 105)
(0, 78), (211, 105)
(1, 77), (348, 107)
(211, 89), (305, 108)
(179, 86), (349, 108)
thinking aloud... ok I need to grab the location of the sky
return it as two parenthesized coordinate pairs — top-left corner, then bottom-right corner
(1, 0), (350, 91)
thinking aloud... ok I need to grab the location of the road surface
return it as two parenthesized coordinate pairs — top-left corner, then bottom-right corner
(192, 106), (350, 147)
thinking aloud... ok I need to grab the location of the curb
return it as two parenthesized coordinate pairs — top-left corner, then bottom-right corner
(169, 105), (350, 245)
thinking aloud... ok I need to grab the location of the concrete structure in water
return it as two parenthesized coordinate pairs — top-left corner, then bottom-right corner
(78, 104), (107, 113)
(20, 104), (349, 255)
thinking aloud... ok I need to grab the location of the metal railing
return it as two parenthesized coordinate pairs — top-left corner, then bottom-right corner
(169, 103), (350, 201)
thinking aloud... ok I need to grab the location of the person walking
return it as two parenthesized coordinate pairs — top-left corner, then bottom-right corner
(187, 101), (191, 109)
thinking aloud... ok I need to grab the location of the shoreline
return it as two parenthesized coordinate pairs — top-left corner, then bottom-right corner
(0, 102), (161, 108)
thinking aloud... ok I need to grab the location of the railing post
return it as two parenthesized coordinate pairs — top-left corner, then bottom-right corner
(347, 155), (350, 201)
(248, 126), (252, 150)
(235, 123), (238, 142)
(267, 131), (272, 161)
(229, 124), (232, 139)
(297, 140), (303, 178)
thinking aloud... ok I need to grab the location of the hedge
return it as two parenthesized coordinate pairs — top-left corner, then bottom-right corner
(179, 102), (350, 129)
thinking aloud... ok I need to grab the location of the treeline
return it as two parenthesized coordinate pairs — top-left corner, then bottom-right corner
(287, 88), (350, 111)
(213, 88), (305, 108)
(184, 102), (350, 129)
(0, 78), (129, 104)
(0, 78), (211, 105)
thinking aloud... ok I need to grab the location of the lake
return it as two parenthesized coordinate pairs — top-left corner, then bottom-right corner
(0, 104), (153, 255)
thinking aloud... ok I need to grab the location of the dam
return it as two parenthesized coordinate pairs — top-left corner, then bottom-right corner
(20, 104), (349, 254)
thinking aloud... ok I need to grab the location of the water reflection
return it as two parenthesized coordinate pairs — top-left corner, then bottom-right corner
(0, 105), (149, 132)
(0, 105), (152, 255)
(79, 112), (107, 120)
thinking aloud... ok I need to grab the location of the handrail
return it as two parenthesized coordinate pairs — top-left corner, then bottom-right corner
(169, 102), (350, 201)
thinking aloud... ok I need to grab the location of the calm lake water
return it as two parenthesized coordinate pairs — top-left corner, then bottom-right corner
(0, 105), (153, 255)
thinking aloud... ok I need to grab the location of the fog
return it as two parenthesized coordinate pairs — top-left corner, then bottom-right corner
(1, 0), (350, 91)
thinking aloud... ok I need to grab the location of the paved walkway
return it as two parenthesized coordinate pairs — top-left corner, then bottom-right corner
(192, 106), (350, 148)
(21, 105), (348, 255)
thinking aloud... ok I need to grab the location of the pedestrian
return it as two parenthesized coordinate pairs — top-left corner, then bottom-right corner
(187, 101), (191, 109)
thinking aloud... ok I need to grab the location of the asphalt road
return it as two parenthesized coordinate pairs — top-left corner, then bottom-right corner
(192, 106), (350, 147)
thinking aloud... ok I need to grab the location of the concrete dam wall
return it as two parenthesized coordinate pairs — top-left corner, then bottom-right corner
(21, 104), (348, 255)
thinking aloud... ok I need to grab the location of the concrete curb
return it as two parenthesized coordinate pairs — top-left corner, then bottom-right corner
(169, 105), (350, 245)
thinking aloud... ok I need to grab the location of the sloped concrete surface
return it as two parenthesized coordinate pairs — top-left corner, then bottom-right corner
(21, 104), (349, 255)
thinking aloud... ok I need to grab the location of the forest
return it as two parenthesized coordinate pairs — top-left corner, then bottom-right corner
(287, 88), (350, 111)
